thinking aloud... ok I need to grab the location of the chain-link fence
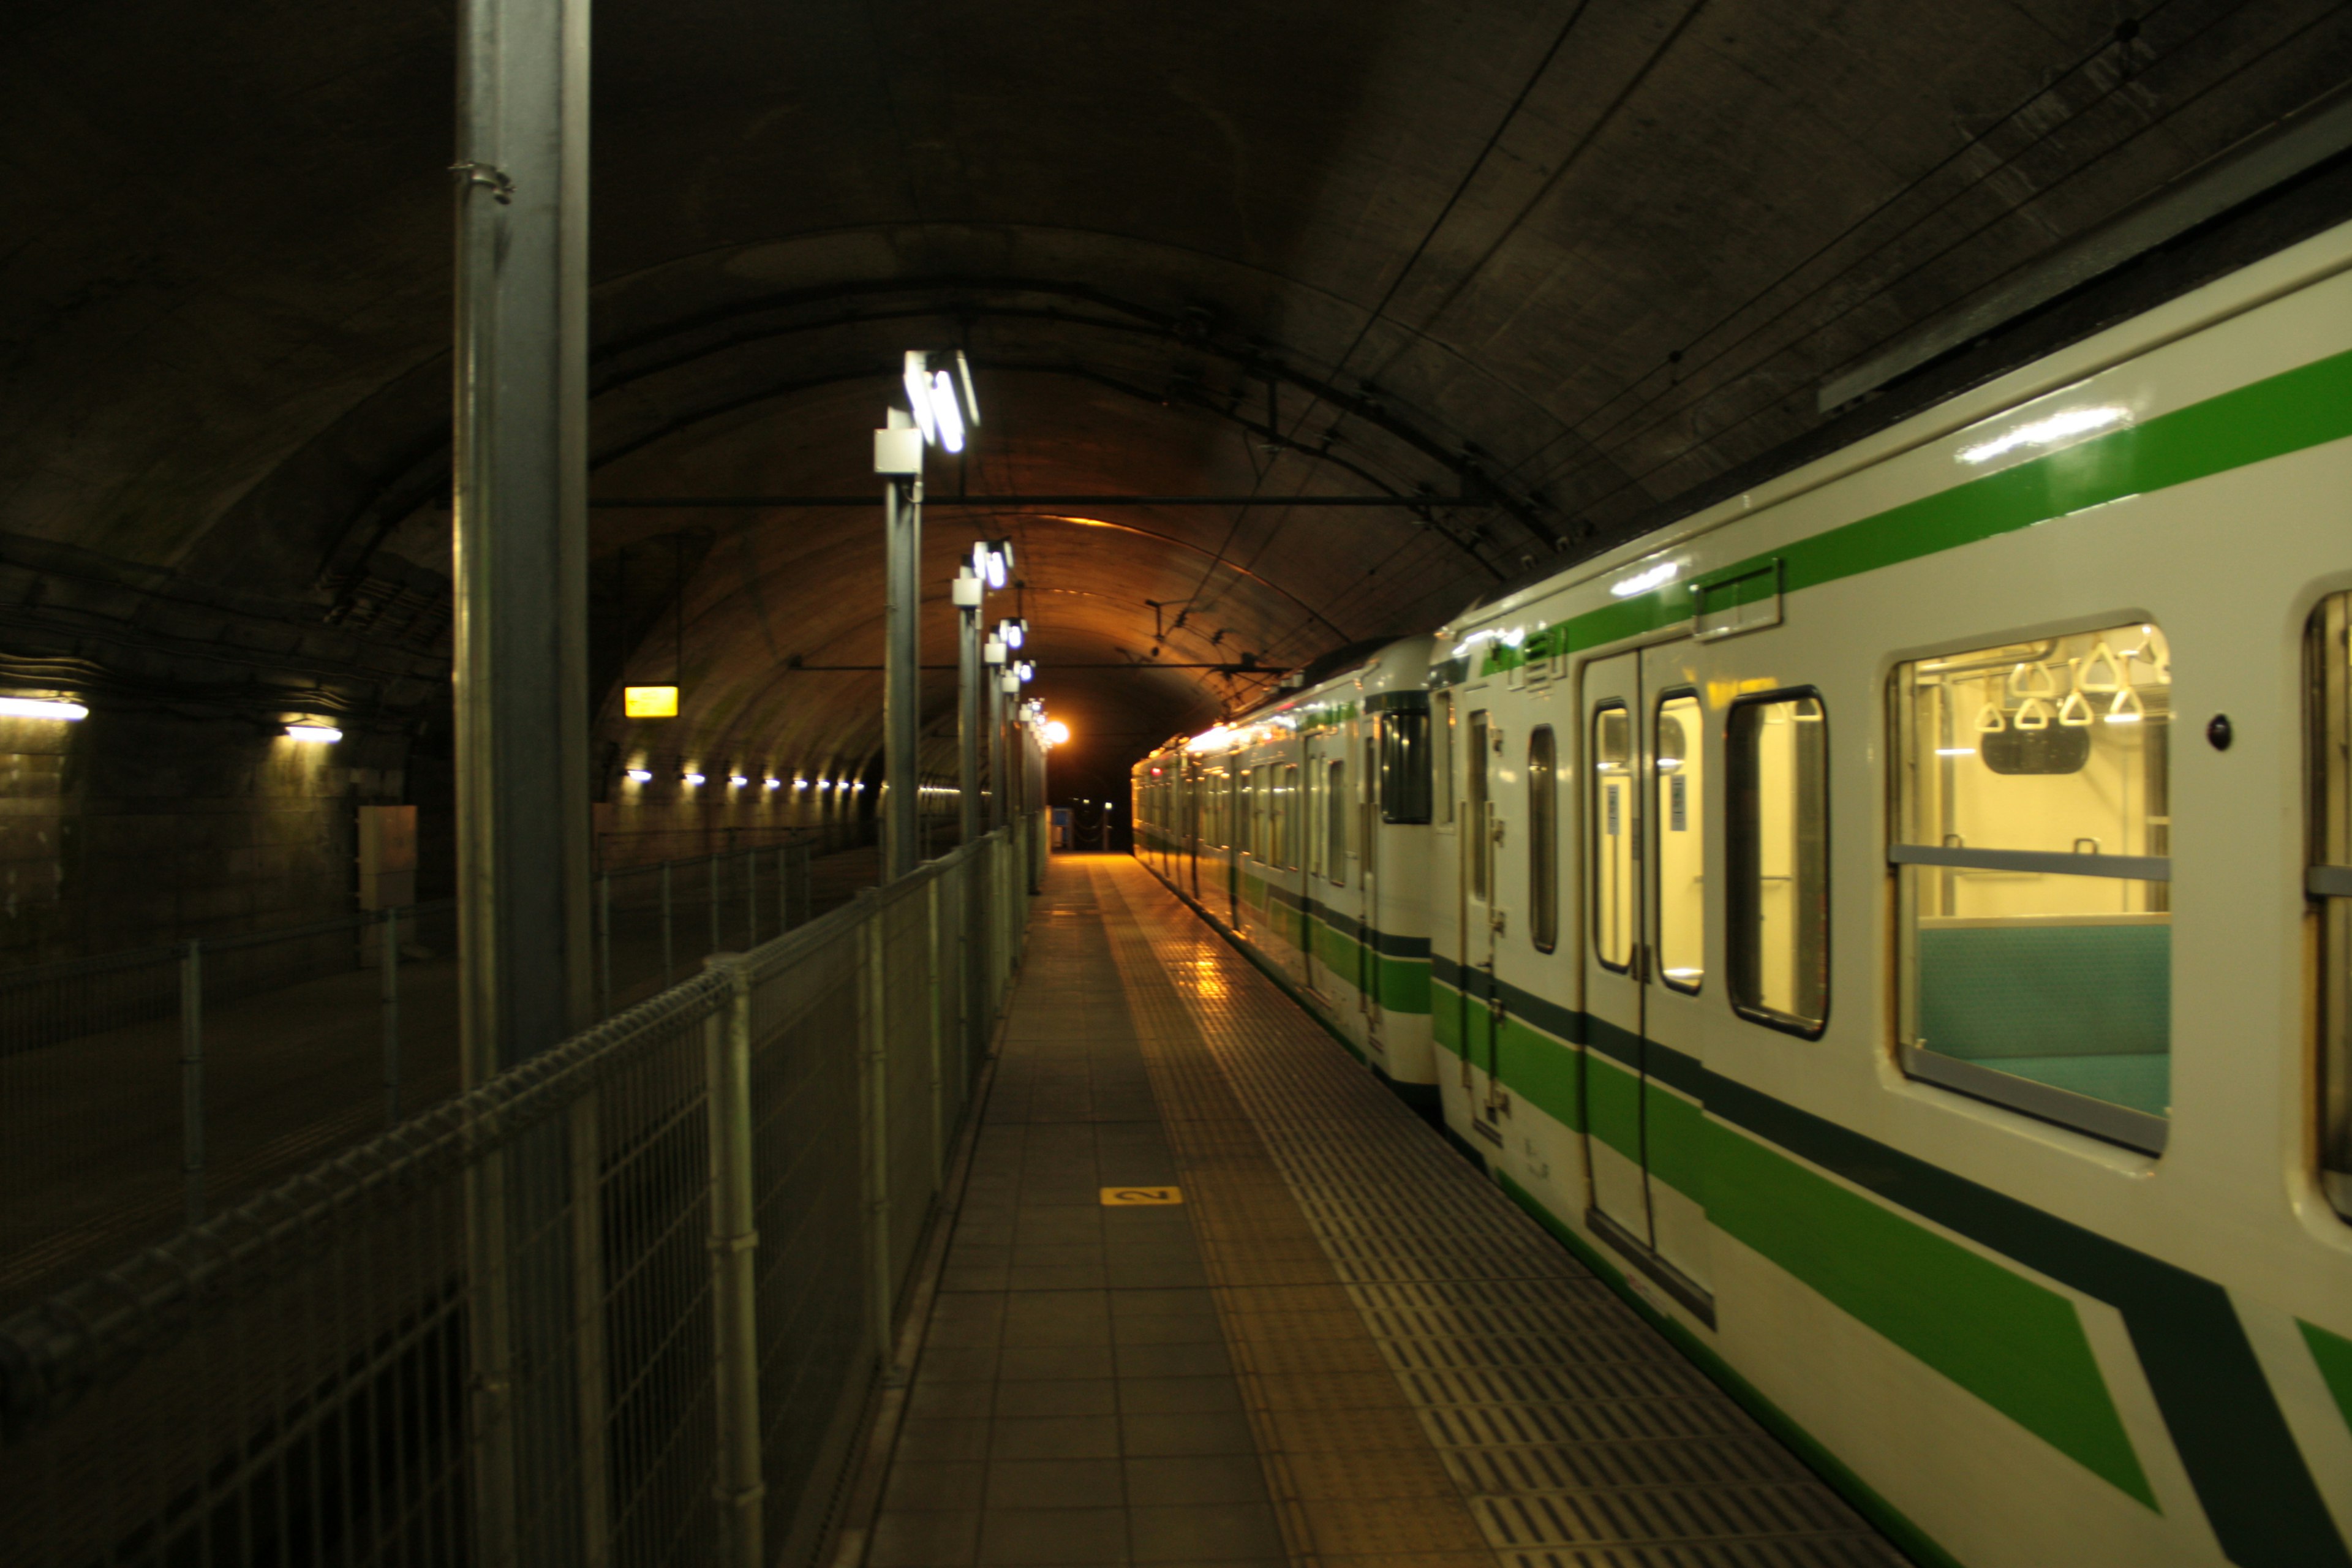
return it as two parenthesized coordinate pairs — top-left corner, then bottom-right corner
(0, 813), (1038, 1568)
(0, 834), (870, 1318)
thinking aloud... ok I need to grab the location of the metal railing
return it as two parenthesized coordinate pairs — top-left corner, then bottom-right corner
(0, 812), (1039, 1568)
(0, 835), (869, 1315)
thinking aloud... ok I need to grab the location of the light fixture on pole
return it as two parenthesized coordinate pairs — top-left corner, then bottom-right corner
(876, 350), (982, 881)
(954, 567), (986, 848)
(973, 538), (1013, 592)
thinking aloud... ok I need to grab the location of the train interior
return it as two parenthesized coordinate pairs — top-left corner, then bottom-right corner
(1896, 623), (2174, 1126)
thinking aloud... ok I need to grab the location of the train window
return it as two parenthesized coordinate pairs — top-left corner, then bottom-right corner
(1729, 691), (1828, 1037)
(1327, 761), (1348, 886)
(1891, 625), (2171, 1152)
(1380, 708), (1433, 824)
(1240, 767), (1256, 858)
(1592, 704), (1633, 971)
(1656, 693), (1705, 991)
(1434, 693), (1455, 826)
(1468, 711), (1491, 899)
(1278, 763), (1298, 869)
(1529, 726), (1559, 953)
(2312, 594), (2352, 1215)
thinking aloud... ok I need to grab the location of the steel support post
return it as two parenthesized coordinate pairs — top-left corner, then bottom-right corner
(957, 582), (982, 850)
(382, 908), (402, 1128)
(857, 894), (897, 1373)
(178, 940), (203, 1226)
(453, 0), (594, 1556)
(705, 957), (766, 1568)
(987, 681), (1007, 832)
(884, 477), (922, 881)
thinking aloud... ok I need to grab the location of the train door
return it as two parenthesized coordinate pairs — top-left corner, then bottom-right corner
(1458, 708), (1501, 1133)
(1579, 647), (1713, 1314)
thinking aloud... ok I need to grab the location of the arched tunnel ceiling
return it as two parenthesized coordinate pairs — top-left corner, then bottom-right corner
(5, 0), (2351, 794)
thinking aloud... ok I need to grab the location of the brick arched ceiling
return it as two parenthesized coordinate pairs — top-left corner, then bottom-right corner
(4, 0), (2348, 796)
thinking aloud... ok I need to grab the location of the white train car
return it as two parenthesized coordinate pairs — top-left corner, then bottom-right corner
(1419, 221), (2352, 1567)
(1133, 637), (1444, 1102)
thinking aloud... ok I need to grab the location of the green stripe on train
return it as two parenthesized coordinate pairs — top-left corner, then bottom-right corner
(1469, 344), (2352, 675)
(1237, 870), (1433, 1014)
(2305, 1321), (2352, 1434)
(1430, 976), (2152, 1504)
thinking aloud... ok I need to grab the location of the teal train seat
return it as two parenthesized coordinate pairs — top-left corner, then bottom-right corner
(1916, 917), (2170, 1118)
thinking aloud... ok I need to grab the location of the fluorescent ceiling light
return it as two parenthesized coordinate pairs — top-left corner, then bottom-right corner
(0, 697), (88, 720)
(285, 724), (342, 744)
(626, 768), (654, 782)
(765, 777), (782, 789)
(1958, 405), (2127, 466)
(729, 774), (748, 786)
(683, 772), (706, 785)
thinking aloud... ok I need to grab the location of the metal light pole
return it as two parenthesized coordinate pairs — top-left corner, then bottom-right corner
(877, 409), (921, 881)
(453, 0), (598, 1560)
(954, 568), (983, 848)
(984, 636), (1008, 829)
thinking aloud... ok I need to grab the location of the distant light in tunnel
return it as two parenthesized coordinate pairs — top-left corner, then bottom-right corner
(765, 777), (782, 790)
(998, 618), (1025, 650)
(623, 685), (679, 718)
(284, 723), (342, 744)
(1015, 661), (1035, 684)
(683, 772), (706, 786)
(625, 768), (654, 783)
(1043, 720), (1071, 746)
(0, 696), (88, 721)
(729, 774), (748, 786)
(796, 777), (810, 790)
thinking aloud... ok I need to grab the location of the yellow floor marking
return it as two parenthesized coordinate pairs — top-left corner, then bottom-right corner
(1100, 1185), (1183, 1205)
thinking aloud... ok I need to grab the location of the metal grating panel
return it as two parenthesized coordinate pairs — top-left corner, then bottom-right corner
(1094, 862), (1910, 1568)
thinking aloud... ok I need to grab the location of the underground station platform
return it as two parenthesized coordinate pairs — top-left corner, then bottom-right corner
(846, 855), (1903, 1568)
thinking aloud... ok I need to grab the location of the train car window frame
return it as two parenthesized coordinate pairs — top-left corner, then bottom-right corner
(1434, 692), (1456, 827)
(1327, 760), (1348, 887)
(1591, 701), (1634, 974)
(2312, 592), (2352, 1216)
(1380, 706), (1434, 824)
(1891, 626), (2173, 1155)
(1654, 688), (1706, 994)
(1727, 688), (1830, 1040)
(1468, 710), (1491, 900)
(1529, 725), (1559, 953)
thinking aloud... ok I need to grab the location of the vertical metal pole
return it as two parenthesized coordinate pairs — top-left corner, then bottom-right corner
(179, 939), (203, 1227)
(453, 0), (594, 1555)
(988, 679), (1007, 832)
(570, 1090), (612, 1568)
(382, 907), (402, 1129)
(708, 853), (722, 957)
(775, 845), (788, 932)
(959, 597), (982, 850)
(745, 846), (758, 946)
(884, 476), (921, 882)
(926, 876), (946, 1182)
(704, 957), (764, 1568)
(857, 895), (895, 1372)
(597, 872), (611, 1019)
(661, 860), (674, 981)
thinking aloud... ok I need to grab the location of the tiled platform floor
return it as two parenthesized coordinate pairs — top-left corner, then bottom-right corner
(862, 856), (1906, 1568)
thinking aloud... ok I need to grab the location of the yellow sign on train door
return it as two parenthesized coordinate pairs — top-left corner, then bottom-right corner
(1101, 1186), (1183, 1205)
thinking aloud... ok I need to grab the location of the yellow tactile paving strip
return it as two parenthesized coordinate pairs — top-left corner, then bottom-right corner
(1088, 858), (1907, 1568)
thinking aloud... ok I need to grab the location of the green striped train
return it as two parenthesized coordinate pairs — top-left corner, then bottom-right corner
(1135, 217), (2352, 1567)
